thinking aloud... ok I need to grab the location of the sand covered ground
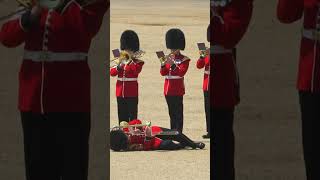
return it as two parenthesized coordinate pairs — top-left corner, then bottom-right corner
(110, 0), (210, 179)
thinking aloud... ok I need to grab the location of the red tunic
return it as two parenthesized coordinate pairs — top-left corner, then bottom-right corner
(0, 1), (109, 113)
(196, 55), (210, 91)
(277, 0), (320, 92)
(210, 0), (253, 108)
(124, 119), (162, 151)
(110, 60), (144, 97)
(160, 54), (190, 96)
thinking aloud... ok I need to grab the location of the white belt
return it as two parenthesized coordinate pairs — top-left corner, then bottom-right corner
(302, 29), (320, 41)
(117, 77), (138, 81)
(210, 45), (232, 54)
(23, 50), (88, 62)
(204, 70), (210, 75)
(165, 75), (183, 80)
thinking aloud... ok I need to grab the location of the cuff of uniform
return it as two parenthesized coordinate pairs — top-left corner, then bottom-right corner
(116, 65), (123, 71)
(170, 64), (177, 70)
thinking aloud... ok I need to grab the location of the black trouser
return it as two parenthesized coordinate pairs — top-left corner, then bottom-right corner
(157, 128), (197, 150)
(299, 91), (319, 180)
(20, 112), (91, 180)
(212, 108), (235, 180)
(204, 91), (210, 134)
(165, 96), (183, 133)
(117, 97), (138, 124)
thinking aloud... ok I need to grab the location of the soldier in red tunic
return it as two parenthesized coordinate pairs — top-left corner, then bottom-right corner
(0, 0), (109, 179)
(196, 43), (210, 139)
(159, 28), (190, 133)
(110, 119), (205, 151)
(210, 0), (253, 179)
(277, 0), (319, 179)
(110, 30), (144, 123)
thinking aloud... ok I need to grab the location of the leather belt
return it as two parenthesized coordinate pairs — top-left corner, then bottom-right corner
(302, 29), (320, 41)
(165, 75), (183, 80)
(117, 77), (138, 81)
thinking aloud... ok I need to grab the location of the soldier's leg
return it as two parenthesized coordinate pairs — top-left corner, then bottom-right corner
(51, 112), (91, 180)
(299, 91), (319, 180)
(158, 140), (184, 150)
(20, 112), (60, 180)
(212, 108), (235, 180)
(157, 128), (203, 149)
(127, 97), (138, 121)
(165, 96), (175, 130)
(166, 96), (183, 133)
(117, 97), (129, 123)
(176, 96), (184, 133)
(204, 91), (210, 136)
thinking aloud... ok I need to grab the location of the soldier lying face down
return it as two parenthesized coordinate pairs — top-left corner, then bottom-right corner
(110, 119), (205, 151)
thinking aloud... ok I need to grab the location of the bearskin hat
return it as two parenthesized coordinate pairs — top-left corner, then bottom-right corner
(165, 28), (185, 50)
(120, 30), (140, 52)
(110, 129), (129, 151)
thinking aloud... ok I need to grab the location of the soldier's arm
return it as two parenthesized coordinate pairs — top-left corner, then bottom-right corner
(1, 5), (42, 48)
(160, 64), (170, 76)
(172, 59), (190, 77)
(62, 0), (109, 38)
(124, 61), (144, 76)
(110, 66), (119, 76)
(277, 0), (304, 23)
(196, 58), (205, 69)
(0, 9), (28, 47)
(211, 1), (253, 49)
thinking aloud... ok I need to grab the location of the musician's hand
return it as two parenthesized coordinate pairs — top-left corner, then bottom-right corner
(167, 58), (175, 65)
(145, 126), (152, 137)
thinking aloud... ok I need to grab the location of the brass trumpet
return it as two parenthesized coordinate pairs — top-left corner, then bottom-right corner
(110, 121), (151, 129)
(110, 49), (145, 66)
(157, 50), (180, 66)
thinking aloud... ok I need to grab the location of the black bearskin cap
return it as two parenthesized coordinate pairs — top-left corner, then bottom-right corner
(110, 129), (129, 151)
(120, 30), (140, 52)
(165, 28), (185, 50)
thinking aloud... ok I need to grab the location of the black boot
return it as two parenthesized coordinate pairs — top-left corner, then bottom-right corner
(195, 142), (205, 149)
(202, 133), (210, 139)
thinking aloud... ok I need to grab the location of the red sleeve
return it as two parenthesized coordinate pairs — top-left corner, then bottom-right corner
(110, 66), (119, 76)
(211, 0), (253, 49)
(196, 58), (205, 69)
(124, 61), (144, 76)
(277, 0), (303, 23)
(143, 137), (162, 151)
(172, 60), (190, 77)
(0, 17), (26, 48)
(129, 119), (142, 125)
(160, 64), (170, 76)
(64, 0), (109, 38)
